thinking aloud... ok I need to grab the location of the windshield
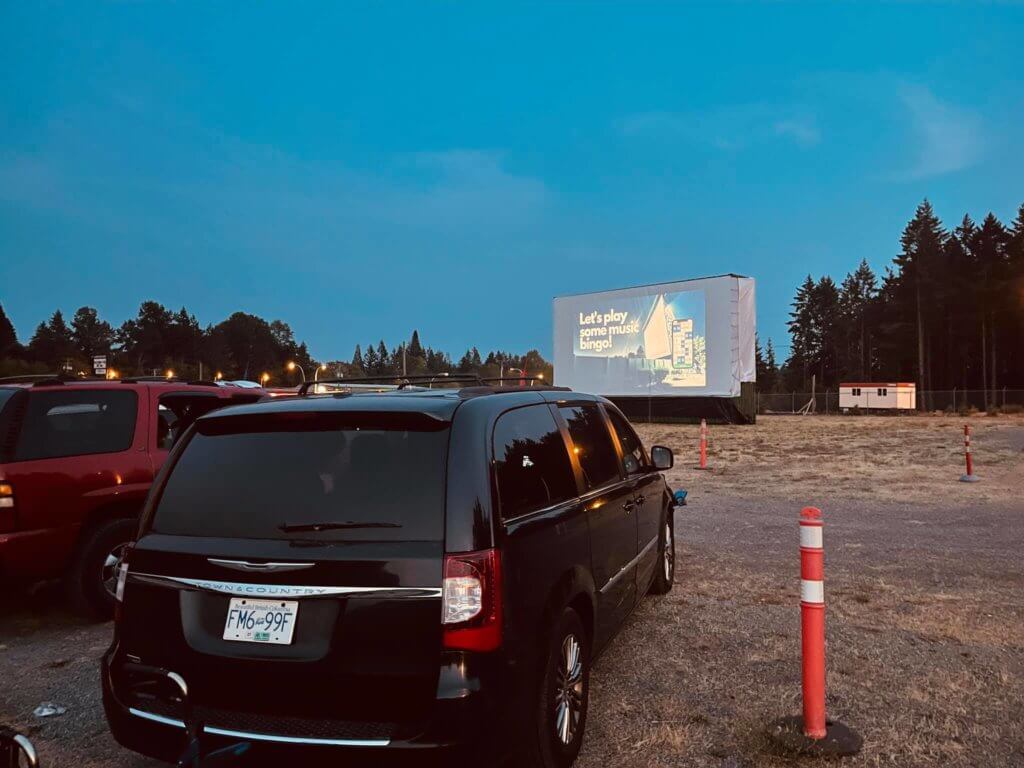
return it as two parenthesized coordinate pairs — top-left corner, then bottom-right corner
(150, 419), (449, 541)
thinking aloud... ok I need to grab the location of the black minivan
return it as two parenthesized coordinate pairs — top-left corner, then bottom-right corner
(102, 382), (677, 766)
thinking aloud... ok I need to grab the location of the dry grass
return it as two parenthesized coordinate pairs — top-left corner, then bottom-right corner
(639, 414), (1024, 505)
(575, 415), (1024, 768)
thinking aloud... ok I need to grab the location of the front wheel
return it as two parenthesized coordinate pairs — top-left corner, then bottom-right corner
(66, 517), (137, 620)
(649, 513), (675, 595)
(517, 607), (590, 768)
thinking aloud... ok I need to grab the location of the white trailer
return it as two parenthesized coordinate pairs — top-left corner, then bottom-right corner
(839, 382), (916, 411)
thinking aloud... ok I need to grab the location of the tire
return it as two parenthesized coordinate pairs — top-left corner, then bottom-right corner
(66, 517), (137, 620)
(649, 512), (675, 595)
(516, 607), (591, 768)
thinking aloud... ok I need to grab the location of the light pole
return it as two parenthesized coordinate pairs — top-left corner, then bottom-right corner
(286, 361), (306, 383)
(260, 372), (270, 388)
(314, 363), (329, 381)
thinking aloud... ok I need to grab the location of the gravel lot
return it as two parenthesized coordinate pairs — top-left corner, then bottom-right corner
(2, 415), (1022, 766)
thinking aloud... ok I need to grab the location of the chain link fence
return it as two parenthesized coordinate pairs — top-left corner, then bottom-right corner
(757, 389), (1024, 415)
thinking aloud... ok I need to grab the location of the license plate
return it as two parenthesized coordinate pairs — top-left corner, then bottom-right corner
(223, 598), (298, 645)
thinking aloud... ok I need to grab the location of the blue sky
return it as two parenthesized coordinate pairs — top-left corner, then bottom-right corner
(2, 2), (1022, 362)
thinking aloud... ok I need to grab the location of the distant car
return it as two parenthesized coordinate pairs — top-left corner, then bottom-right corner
(102, 381), (677, 766)
(0, 377), (263, 619)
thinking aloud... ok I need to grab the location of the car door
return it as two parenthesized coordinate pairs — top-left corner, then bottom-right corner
(604, 406), (664, 594)
(555, 403), (638, 648)
(6, 387), (149, 575)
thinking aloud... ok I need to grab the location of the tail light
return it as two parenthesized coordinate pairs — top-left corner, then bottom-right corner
(113, 544), (133, 623)
(0, 483), (14, 533)
(442, 548), (502, 652)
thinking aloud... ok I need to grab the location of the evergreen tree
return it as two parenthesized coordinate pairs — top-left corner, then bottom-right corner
(764, 338), (779, 393)
(70, 307), (115, 360)
(408, 330), (424, 359)
(839, 260), (878, 381)
(894, 200), (946, 406)
(0, 304), (18, 358)
(785, 275), (816, 390)
(28, 310), (76, 369)
(972, 213), (1010, 400)
(376, 340), (391, 374)
(363, 342), (380, 375)
(351, 344), (365, 373)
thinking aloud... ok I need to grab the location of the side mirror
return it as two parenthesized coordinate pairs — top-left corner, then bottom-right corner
(651, 445), (674, 470)
(0, 727), (39, 767)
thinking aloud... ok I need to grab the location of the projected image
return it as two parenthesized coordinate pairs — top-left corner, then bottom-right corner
(572, 289), (707, 390)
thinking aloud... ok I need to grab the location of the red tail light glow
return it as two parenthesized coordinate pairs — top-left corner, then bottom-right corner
(442, 548), (502, 652)
(0, 483), (14, 533)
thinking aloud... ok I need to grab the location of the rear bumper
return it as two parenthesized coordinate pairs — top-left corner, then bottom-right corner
(102, 645), (507, 763)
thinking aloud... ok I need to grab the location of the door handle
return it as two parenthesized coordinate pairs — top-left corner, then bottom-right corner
(622, 501), (635, 513)
(635, 495), (646, 505)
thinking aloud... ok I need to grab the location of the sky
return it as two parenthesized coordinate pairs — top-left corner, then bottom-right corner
(2, 2), (1023, 363)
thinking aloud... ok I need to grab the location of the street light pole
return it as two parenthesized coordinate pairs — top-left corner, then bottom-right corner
(286, 361), (306, 383)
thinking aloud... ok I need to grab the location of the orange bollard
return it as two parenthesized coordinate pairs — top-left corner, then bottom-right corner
(767, 506), (861, 756)
(697, 418), (709, 470)
(959, 424), (980, 483)
(799, 507), (827, 739)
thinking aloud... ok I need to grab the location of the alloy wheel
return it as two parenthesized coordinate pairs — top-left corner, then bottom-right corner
(101, 543), (129, 598)
(663, 522), (674, 581)
(554, 633), (584, 746)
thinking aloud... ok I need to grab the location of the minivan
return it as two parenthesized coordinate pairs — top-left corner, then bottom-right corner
(102, 381), (677, 766)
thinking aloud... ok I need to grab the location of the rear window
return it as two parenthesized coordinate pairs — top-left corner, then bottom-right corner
(493, 405), (577, 520)
(13, 390), (138, 461)
(150, 416), (449, 541)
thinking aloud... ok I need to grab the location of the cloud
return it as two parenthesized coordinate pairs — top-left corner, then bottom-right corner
(772, 118), (820, 148)
(618, 104), (820, 150)
(0, 101), (548, 255)
(896, 85), (983, 180)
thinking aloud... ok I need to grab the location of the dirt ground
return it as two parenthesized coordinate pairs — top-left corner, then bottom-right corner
(1, 415), (1022, 767)
(643, 413), (1024, 506)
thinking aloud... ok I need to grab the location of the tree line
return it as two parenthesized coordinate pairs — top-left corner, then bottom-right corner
(763, 200), (1024, 407)
(0, 302), (553, 385)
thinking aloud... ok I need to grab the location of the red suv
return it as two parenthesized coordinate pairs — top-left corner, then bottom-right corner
(0, 377), (262, 618)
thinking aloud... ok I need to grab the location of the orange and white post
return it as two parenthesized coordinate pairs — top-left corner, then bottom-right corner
(799, 507), (826, 739)
(769, 506), (860, 756)
(697, 418), (709, 470)
(960, 424), (980, 483)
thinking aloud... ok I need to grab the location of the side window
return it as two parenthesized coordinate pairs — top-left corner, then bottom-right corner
(493, 405), (578, 520)
(558, 405), (620, 490)
(157, 405), (178, 451)
(14, 390), (137, 461)
(607, 409), (648, 474)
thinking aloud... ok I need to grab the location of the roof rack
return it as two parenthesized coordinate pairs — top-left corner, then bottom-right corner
(297, 374), (571, 398)
(298, 374), (484, 396)
(479, 376), (547, 386)
(0, 374), (70, 385)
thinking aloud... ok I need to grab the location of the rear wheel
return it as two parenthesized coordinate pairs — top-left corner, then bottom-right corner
(649, 513), (675, 595)
(67, 517), (137, 620)
(517, 607), (590, 768)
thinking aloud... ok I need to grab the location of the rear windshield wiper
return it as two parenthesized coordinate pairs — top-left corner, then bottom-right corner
(277, 521), (403, 533)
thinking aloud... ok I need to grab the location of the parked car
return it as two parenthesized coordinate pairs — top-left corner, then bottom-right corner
(102, 382), (677, 767)
(0, 377), (264, 619)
